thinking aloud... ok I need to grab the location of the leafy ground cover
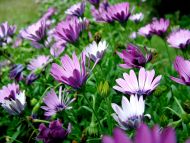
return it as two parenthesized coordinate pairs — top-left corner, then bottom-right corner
(0, 0), (190, 143)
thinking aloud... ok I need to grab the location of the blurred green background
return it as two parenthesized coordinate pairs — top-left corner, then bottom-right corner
(0, 0), (39, 28)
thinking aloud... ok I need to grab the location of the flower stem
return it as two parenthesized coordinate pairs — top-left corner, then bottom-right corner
(32, 119), (50, 124)
(83, 91), (103, 133)
(164, 41), (172, 65)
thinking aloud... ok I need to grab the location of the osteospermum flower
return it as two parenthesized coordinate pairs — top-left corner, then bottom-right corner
(167, 29), (190, 49)
(51, 52), (88, 89)
(88, 0), (100, 6)
(150, 18), (170, 36)
(91, 0), (109, 22)
(113, 68), (162, 96)
(102, 124), (177, 143)
(104, 2), (130, 23)
(26, 73), (38, 85)
(0, 22), (16, 46)
(129, 32), (137, 39)
(41, 7), (56, 20)
(9, 64), (25, 82)
(129, 13), (144, 23)
(37, 120), (71, 143)
(27, 55), (50, 71)
(170, 56), (190, 85)
(85, 40), (108, 62)
(65, 1), (85, 17)
(138, 24), (152, 38)
(21, 20), (47, 48)
(54, 17), (82, 44)
(112, 95), (149, 130)
(0, 83), (26, 115)
(117, 44), (152, 69)
(41, 87), (75, 116)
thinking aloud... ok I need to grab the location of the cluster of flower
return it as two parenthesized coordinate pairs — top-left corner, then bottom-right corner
(0, 0), (190, 142)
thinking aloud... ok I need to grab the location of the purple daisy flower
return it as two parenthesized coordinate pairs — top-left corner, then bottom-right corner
(150, 18), (170, 36)
(65, 1), (85, 17)
(54, 17), (82, 44)
(129, 13), (144, 23)
(138, 24), (152, 38)
(112, 95), (150, 130)
(88, 0), (100, 6)
(41, 86), (75, 116)
(170, 56), (190, 85)
(37, 120), (71, 143)
(85, 40), (108, 62)
(102, 124), (176, 143)
(117, 44), (152, 69)
(0, 22), (16, 46)
(26, 73), (38, 85)
(27, 55), (50, 71)
(167, 29), (190, 49)
(0, 83), (26, 115)
(113, 68), (162, 96)
(9, 64), (25, 82)
(50, 40), (66, 57)
(91, 0), (110, 22)
(41, 7), (57, 20)
(21, 20), (47, 48)
(50, 52), (88, 89)
(99, 2), (130, 23)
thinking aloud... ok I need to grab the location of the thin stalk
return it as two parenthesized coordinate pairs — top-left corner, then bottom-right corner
(32, 119), (50, 124)
(83, 91), (103, 133)
(106, 97), (113, 134)
(164, 41), (172, 65)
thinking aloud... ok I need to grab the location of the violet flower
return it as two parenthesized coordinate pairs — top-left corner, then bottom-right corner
(105, 2), (130, 23)
(41, 87), (75, 116)
(85, 40), (108, 62)
(0, 83), (26, 115)
(138, 24), (152, 38)
(21, 20), (47, 48)
(50, 52), (88, 89)
(9, 64), (25, 82)
(167, 29), (190, 49)
(0, 22), (16, 46)
(113, 68), (162, 96)
(117, 44), (152, 69)
(54, 17), (82, 44)
(27, 55), (50, 71)
(37, 120), (71, 143)
(65, 1), (85, 17)
(91, 0), (110, 22)
(171, 56), (190, 85)
(41, 7), (56, 20)
(26, 73), (38, 85)
(88, 0), (100, 6)
(150, 18), (170, 36)
(112, 95), (150, 130)
(102, 124), (176, 143)
(50, 40), (66, 57)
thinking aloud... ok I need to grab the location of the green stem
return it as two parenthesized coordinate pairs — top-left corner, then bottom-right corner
(106, 97), (112, 134)
(83, 91), (103, 133)
(164, 41), (172, 65)
(32, 119), (50, 124)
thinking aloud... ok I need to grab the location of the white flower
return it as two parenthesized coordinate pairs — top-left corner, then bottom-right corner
(85, 40), (108, 62)
(129, 32), (137, 39)
(129, 13), (144, 23)
(1, 91), (26, 115)
(111, 95), (150, 130)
